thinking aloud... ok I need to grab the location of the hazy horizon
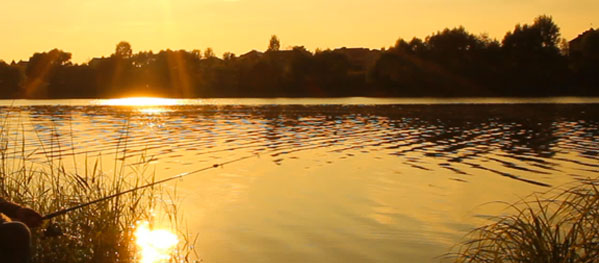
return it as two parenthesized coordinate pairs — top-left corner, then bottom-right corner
(2, 0), (598, 63)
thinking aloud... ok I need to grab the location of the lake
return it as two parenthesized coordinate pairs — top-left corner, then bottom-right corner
(1, 98), (598, 262)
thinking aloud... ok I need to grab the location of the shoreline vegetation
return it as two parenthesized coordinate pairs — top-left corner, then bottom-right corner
(0, 15), (598, 99)
(451, 177), (599, 263)
(0, 112), (194, 263)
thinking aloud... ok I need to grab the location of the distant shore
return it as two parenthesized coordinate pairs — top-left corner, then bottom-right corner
(1, 15), (598, 99)
(2, 97), (599, 107)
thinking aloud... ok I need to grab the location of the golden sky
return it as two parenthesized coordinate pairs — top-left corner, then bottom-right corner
(2, 0), (598, 63)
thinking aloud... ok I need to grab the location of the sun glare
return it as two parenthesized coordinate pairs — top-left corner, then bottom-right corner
(135, 222), (179, 263)
(139, 108), (169, 114)
(99, 97), (180, 106)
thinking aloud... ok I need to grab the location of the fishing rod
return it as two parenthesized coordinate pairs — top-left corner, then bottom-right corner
(42, 155), (255, 220)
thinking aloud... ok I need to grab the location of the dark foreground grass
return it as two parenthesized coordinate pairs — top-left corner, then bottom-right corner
(451, 178), (599, 263)
(0, 112), (195, 263)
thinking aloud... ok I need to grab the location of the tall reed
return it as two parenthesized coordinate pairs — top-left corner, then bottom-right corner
(0, 108), (195, 263)
(451, 178), (599, 263)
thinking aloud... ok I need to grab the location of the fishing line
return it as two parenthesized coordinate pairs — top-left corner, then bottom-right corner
(42, 154), (256, 220)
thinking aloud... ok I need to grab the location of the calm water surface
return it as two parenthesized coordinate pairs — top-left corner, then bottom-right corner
(1, 98), (598, 262)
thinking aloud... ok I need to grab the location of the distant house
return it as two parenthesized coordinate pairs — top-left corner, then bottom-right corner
(332, 47), (381, 71)
(569, 28), (596, 57)
(239, 50), (264, 61)
(11, 60), (29, 70)
(265, 50), (296, 64)
(87, 57), (105, 68)
(240, 49), (312, 66)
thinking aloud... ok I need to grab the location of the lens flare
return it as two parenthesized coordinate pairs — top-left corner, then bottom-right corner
(134, 221), (179, 263)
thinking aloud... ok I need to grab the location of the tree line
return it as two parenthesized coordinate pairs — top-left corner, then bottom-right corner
(0, 15), (597, 99)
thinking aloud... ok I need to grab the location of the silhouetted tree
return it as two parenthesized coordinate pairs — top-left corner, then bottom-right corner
(372, 28), (502, 97)
(311, 51), (351, 96)
(191, 49), (202, 59)
(503, 15), (561, 55)
(49, 64), (98, 98)
(0, 61), (22, 98)
(502, 15), (567, 95)
(203, 48), (215, 58)
(23, 49), (72, 98)
(115, 41), (133, 59)
(223, 52), (236, 61)
(535, 15), (561, 49)
(268, 35), (281, 52)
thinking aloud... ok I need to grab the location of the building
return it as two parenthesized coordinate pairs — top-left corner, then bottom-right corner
(569, 28), (596, 57)
(332, 47), (381, 72)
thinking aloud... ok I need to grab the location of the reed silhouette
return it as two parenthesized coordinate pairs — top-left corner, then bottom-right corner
(0, 110), (196, 263)
(450, 177), (599, 263)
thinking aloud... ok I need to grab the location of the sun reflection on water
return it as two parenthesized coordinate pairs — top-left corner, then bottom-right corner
(135, 221), (179, 263)
(138, 108), (169, 115)
(98, 97), (181, 106)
